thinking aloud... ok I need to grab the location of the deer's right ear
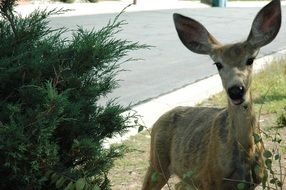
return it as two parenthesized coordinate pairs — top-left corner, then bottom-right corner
(173, 13), (219, 55)
(247, 0), (281, 49)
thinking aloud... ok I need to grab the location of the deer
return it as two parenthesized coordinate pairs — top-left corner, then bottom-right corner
(142, 0), (281, 189)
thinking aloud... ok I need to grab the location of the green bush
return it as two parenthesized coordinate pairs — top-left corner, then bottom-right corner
(0, 0), (146, 189)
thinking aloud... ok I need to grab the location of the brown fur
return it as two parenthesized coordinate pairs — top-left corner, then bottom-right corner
(142, 1), (281, 189)
(142, 104), (265, 190)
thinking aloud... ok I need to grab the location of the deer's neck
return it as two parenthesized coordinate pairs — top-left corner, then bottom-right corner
(227, 93), (257, 150)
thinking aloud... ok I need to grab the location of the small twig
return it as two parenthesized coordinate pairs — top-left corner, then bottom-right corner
(257, 83), (274, 131)
(113, 4), (132, 24)
(223, 177), (257, 186)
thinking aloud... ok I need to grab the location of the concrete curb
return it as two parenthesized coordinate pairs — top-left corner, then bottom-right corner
(103, 48), (286, 147)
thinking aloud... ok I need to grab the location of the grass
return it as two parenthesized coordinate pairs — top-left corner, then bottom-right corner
(252, 62), (286, 114)
(108, 59), (286, 190)
(109, 131), (151, 190)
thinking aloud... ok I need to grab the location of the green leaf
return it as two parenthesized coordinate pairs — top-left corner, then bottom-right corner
(262, 171), (268, 189)
(75, 178), (86, 190)
(274, 154), (280, 160)
(254, 165), (261, 175)
(64, 182), (74, 190)
(262, 175), (267, 189)
(263, 150), (272, 158)
(237, 182), (246, 190)
(277, 180), (283, 187)
(56, 176), (66, 188)
(270, 178), (277, 184)
(151, 172), (158, 183)
(265, 159), (272, 170)
(253, 133), (262, 144)
(51, 173), (58, 184)
(46, 81), (58, 100)
(138, 125), (144, 133)
(183, 171), (194, 179)
(134, 119), (138, 124)
(273, 134), (282, 143)
(73, 139), (80, 144)
(92, 185), (101, 190)
(45, 170), (53, 177)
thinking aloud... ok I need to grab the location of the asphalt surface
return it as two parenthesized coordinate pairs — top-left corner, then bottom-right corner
(48, 6), (286, 106)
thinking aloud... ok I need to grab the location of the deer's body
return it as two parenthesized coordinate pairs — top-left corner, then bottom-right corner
(147, 104), (262, 190)
(142, 0), (281, 189)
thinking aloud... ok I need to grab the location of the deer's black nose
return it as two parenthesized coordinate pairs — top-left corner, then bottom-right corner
(228, 85), (245, 100)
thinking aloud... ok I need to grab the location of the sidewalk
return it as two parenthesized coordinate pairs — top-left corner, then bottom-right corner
(15, 0), (209, 17)
(15, 0), (286, 17)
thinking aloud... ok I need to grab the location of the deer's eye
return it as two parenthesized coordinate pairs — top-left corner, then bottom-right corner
(214, 62), (223, 70)
(246, 58), (254, 66)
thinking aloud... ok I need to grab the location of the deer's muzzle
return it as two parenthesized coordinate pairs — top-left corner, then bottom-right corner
(227, 85), (245, 105)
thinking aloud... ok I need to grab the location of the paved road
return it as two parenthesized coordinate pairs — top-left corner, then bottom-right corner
(49, 6), (286, 106)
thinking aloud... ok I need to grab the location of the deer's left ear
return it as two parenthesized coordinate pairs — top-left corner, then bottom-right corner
(173, 13), (220, 55)
(247, 0), (281, 49)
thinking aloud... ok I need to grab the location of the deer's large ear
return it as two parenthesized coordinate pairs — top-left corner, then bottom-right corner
(247, 0), (281, 49)
(173, 13), (220, 55)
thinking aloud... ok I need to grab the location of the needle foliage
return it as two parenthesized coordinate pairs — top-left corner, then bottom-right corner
(0, 0), (146, 189)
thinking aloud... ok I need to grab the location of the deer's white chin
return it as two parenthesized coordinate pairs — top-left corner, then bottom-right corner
(230, 98), (244, 106)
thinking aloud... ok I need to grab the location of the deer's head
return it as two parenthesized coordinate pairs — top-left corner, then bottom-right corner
(173, 0), (281, 106)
